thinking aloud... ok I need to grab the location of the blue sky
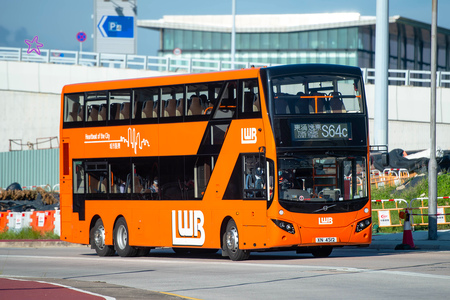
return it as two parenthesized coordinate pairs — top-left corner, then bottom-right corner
(1, 0), (449, 56)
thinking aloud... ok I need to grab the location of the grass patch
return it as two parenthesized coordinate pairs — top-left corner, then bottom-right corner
(0, 228), (59, 240)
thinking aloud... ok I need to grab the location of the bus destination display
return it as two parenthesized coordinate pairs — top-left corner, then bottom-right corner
(292, 123), (352, 141)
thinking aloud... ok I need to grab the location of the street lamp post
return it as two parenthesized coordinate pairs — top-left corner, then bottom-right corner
(428, 0), (438, 240)
(374, 0), (389, 149)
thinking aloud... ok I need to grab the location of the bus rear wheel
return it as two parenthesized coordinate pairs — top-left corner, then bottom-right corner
(311, 246), (333, 258)
(114, 217), (138, 257)
(223, 219), (250, 261)
(90, 218), (115, 256)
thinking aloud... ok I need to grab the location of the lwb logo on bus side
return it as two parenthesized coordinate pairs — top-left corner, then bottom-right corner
(172, 210), (205, 246)
(319, 217), (333, 225)
(241, 128), (257, 144)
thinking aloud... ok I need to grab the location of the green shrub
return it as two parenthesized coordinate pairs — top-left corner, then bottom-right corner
(0, 228), (59, 240)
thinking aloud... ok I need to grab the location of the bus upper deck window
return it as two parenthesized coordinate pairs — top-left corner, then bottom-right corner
(86, 91), (107, 122)
(64, 93), (84, 123)
(186, 83), (221, 117)
(161, 86), (183, 118)
(241, 79), (259, 114)
(213, 81), (237, 119)
(109, 90), (131, 120)
(134, 87), (159, 120)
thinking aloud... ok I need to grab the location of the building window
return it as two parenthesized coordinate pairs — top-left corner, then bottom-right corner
(164, 29), (174, 51)
(328, 29), (338, 49)
(309, 31), (318, 49)
(337, 28), (348, 49)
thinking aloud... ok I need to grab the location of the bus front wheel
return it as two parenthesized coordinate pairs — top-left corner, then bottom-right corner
(114, 217), (138, 257)
(223, 219), (250, 261)
(90, 218), (115, 256)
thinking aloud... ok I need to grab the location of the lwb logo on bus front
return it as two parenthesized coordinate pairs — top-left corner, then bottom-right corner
(319, 217), (333, 225)
(172, 210), (205, 246)
(241, 127), (257, 144)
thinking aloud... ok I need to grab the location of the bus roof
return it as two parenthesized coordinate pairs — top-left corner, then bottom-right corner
(263, 64), (363, 78)
(61, 64), (363, 95)
(61, 66), (263, 94)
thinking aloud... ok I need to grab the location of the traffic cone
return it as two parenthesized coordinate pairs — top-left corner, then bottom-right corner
(395, 209), (416, 250)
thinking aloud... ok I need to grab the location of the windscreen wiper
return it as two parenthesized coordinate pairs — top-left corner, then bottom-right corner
(314, 204), (337, 213)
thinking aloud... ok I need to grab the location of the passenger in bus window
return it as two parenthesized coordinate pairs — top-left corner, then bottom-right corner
(119, 180), (126, 193)
(245, 168), (255, 198)
(150, 179), (159, 193)
(253, 94), (260, 112)
(278, 170), (294, 189)
(199, 94), (208, 110)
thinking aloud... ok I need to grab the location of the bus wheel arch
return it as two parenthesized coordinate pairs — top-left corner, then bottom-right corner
(222, 218), (250, 261)
(113, 216), (138, 257)
(220, 216), (232, 255)
(90, 217), (115, 256)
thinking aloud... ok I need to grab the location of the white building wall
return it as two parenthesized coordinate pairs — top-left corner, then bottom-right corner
(0, 61), (172, 95)
(1, 60), (449, 152)
(0, 90), (60, 151)
(366, 84), (450, 151)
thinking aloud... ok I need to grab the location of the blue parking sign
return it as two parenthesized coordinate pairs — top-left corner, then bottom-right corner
(98, 16), (134, 38)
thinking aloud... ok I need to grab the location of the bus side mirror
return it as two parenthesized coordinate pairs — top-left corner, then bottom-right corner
(381, 153), (389, 167)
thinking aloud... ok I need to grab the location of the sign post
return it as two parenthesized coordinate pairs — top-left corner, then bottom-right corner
(76, 31), (87, 53)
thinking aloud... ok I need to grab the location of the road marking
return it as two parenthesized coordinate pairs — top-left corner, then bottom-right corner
(6, 277), (116, 300)
(1, 254), (449, 280)
(158, 291), (202, 300)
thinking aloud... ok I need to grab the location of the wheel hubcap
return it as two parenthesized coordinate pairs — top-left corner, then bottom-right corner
(226, 226), (239, 253)
(94, 225), (106, 250)
(116, 224), (127, 250)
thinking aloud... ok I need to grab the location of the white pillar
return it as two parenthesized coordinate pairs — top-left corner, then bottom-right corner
(374, 0), (389, 148)
(231, 0), (236, 69)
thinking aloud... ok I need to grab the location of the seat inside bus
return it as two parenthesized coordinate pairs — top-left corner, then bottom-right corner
(188, 96), (203, 115)
(119, 102), (130, 119)
(141, 100), (154, 118)
(164, 99), (177, 117)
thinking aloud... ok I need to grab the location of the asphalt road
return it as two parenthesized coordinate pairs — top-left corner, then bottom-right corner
(1, 245), (450, 299)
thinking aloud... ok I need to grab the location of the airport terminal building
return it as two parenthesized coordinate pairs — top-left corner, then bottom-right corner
(138, 13), (450, 71)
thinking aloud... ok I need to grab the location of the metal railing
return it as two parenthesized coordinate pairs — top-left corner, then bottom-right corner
(9, 137), (59, 151)
(372, 198), (408, 228)
(361, 67), (450, 87)
(0, 47), (275, 74)
(372, 196), (450, 228)
(2, 46), (450, 87)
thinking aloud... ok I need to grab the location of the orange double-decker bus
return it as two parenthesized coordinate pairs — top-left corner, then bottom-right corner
(60, 64), (372, 260)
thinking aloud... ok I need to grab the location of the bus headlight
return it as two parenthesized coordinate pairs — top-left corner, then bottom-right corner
(355, 218), (371, 232)
(272, 219), (295, 234)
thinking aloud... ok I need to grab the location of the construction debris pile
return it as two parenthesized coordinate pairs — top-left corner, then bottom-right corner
(0, 183), (59, 212)
(372, 148), (450, 173)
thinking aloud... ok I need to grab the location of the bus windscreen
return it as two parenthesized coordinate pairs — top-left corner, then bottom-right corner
(272, 75), (363, 115)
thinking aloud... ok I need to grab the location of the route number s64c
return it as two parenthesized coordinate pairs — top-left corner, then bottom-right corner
(321, 124), (348, 138)
(292, 122), (352, 141)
